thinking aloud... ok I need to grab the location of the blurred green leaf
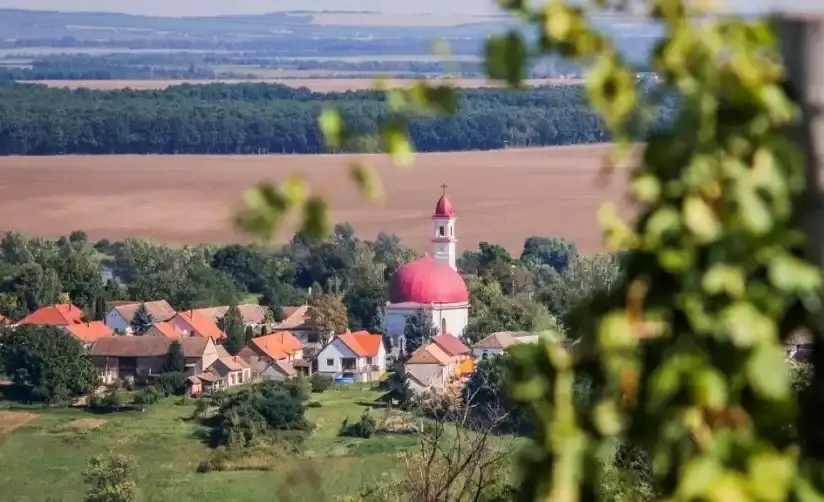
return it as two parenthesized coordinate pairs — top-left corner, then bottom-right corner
(747, 343), (790, 400)
(703, 264), (746, 298)
(684, 196), (722, 243)
(721, 302), (775, 348)
(349, 161), (384, 203)
(318, 108), (344, 149)
(484, 31), (528, 87)
(380, 120), (415, 167)
(301, 196), (331, 239)
(768, 254), (821, 294)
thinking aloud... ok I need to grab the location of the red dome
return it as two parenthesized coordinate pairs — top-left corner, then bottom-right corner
(434, 195), (454, 217)
(390, 255), (468, 304)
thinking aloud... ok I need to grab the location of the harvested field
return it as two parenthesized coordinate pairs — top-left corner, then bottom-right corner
(0, 411), (38, 435)
(23, 77), (586, 92)
(0, 145), (633, 254)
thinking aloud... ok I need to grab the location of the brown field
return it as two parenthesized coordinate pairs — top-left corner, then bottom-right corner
(0, 145), (633, 254)
(22, 77), (586, 92)
(0, 411), (38, 435)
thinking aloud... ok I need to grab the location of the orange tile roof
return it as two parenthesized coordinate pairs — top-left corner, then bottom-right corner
(175, 310), (225, 341)
(250, 332), (303, 361)
(19, 304), (85, 326)
(433, 334), (471, 357)
(407, 343), (452, 366)
(338, 330), (383, 357)
(151, 321), (182, 339)
(64, 321), (114, 343)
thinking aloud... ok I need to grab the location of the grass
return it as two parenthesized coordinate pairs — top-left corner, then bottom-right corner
(0, 386), (413, 501)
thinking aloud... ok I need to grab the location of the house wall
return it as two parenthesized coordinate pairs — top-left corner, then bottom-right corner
(104, 310), (131, 334)
(316, 338), (359, 376)
(260, 365), (289, 381)
(136, 356), (166, 376)
(384, 304), (469, 348)
(406, 363), (446, 391)
(92, 356), (119, 384)
(201, 340), (219, 371)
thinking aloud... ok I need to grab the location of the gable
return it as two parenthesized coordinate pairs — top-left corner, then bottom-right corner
(319, 337), (358, 360)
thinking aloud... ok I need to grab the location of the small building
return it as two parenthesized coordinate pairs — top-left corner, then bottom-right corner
(472, 331), (566, 361)
(237, 331), (305, 380)
(406, 343), (455, 394)
(316, 331), (386, 383)
(189, 304), (268, 327)
(104, 300), (176, 334)
(272, 305), (315, 346)
(18, 303), (86, 326)
(88, 336), (218, 384)
(171, 309), (225, 342)
(187, 356), (252, 396)
(64, 321), (114, 346)
(144, 321), (183, 339)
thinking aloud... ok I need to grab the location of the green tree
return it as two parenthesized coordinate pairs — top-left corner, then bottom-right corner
(84, 454), (138, 502)
(129, 303), (153, 335)
(244, 325), (255, 345)
(520, 236), (579, 272)
(380, 362), (414, 409)
(403, 309), (437, 356)
(165, 341), (185, 373)
(306, 293), (348, 345)
(0, 325), (97, 402)
(221, 304), (246, 355)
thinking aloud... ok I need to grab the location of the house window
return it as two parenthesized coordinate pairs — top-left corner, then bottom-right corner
(326, 359), (334, 367)
(367, 357), (373, 365)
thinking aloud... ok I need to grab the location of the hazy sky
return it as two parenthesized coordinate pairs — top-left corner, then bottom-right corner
(0, 0), (817, 16)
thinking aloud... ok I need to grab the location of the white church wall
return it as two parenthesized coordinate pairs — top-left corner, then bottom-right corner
(431, 306), (468, 338)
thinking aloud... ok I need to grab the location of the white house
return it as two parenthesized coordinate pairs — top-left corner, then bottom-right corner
(472, 331), (567, 361)
(104, 300), (176, 334)
(383, 187), (470, 353)
(406, 343), (456, 394)
(316, 331), (386, 383)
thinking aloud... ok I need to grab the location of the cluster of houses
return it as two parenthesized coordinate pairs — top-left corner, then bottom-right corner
(4, 298), (569, 397)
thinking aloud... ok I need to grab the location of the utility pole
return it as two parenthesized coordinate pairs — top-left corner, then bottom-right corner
(778, 14), (824, 459)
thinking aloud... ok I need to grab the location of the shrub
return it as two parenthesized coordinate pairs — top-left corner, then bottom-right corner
(132, 386), (160, 406)
(339, 410), (378, 439)
(154, 372), (187, 396)
(309, 373), (333, 393)
(307, 401), (322, 408)
(84, 453), (138, 502)
(103, 389), (131, 411)
(283, 375), (311, 402)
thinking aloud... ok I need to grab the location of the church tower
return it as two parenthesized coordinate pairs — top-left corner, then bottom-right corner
(432, 184), (457, 271)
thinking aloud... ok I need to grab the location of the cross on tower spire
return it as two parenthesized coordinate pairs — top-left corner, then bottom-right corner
(441, 183), (448, 197)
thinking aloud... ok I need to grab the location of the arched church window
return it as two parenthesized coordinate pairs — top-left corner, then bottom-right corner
(439, 226), (445, 236)
(441, 317), (447, 334)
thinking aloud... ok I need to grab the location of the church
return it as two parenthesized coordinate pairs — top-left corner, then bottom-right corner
(383, 186), (470, 352)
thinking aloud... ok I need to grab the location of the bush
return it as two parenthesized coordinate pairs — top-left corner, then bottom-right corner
(339, 410), (378, 439)
(132, 386), (160, 406)
(307, 401), (322, 408)
(154, 372), (187, 396)
(309, 373), (333, 393)
(282, 375), (311, 402)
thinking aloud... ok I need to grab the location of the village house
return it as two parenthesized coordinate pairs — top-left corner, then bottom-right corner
(271, 305), (315, 344)
(170, 309), (224, 341)
(104, 300), (176, 334)
(189, 304), (268, 328)
(17, 303), (86, 326)
(237, 331), (307, 381)
(64, 321), (114, 346)
(316, 331), (386, 383)
(144, 321), (183, 339)
(405, 334), (473, 394)
(472, 331), (573, 361)
(88, 336), (218, 384)
(186, 355), (252, 397)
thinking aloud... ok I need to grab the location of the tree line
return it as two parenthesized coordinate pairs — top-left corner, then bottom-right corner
(0, 82), (673, 155)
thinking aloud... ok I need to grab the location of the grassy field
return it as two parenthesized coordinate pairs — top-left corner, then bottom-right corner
(0, 386), (413, 501)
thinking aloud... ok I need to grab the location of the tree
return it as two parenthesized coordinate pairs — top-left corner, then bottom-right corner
(165, 341), (185, 373)
(84, 454), (137, 502)
(0, 325), (97, 402)
(129, 303), (153, 335)
(306, 293), (348, 345)
(403, 309), (437, 357)
(244, 325), (255, 345)
(520, 236), (579, 273)
(380, 362), (414, 409)
(221, 304), (246, 355)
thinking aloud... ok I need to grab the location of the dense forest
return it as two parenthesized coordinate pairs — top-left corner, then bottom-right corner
(0, 82), (670, 154)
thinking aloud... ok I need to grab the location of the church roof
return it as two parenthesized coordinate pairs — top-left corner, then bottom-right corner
(434, 194), (454, 217)
(389, 255), (469, 304)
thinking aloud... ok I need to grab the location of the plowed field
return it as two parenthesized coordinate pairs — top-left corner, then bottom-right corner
(0, 145), (633, 253)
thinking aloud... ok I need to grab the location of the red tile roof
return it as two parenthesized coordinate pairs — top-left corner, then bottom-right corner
(64, 321), (114, 343)
(248, 332), (304, 361)
(150, 321), (182, 340)
(19, 304), (85, 326)
(338, 331), (383, 357)
(432, 334), (471, 357)
(175, 310), (225, 341)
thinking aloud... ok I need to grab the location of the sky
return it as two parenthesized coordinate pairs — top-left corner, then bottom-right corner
(0, 0), (817, 16)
